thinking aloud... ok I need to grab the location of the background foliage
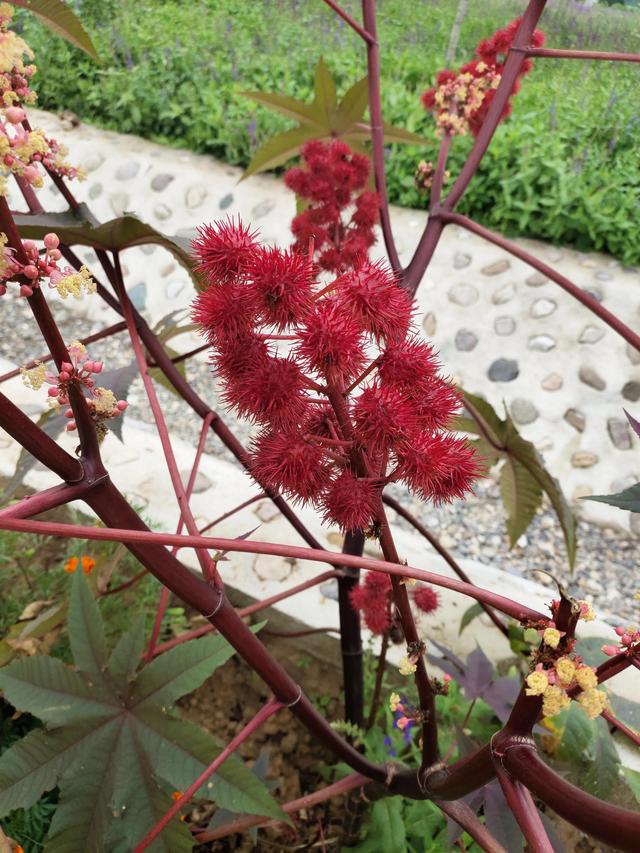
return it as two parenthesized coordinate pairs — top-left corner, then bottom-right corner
(14, 0), (640, 264)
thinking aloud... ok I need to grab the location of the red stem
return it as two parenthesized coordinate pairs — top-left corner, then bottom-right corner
(435, 799), (506, 853)
(443, 211), (640, 352)
(494, 764), (553, 853)
(134, 697), (284, 851)
(198, 492), (267, 535)
(528, 47), (640, 63)
(504, 744), (640, 852)
(602, 709), (640, 749)
(429, 132), (452, 209)
(151, 569), (343, 656)
(0, 514), (547, 622)
(0, 481), (89, 519)
(382, 495), (508, 637)
(321, 0), (373, 43)
(0, 321), (127, 385)
(194, 772), (370, 842)
(361, 0), (401, 273)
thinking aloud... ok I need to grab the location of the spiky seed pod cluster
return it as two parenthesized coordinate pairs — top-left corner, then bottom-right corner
(285, 139), (380, 274)
(192, 216), (479, 535)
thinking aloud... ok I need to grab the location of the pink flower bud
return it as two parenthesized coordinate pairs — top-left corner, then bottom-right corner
(85, 378), (94, 387)
(64, 408), (74, 419)
(65, 421), (77, 431)
(3, 154), (14, 167)
(116, 400), (128, 411)
(23, 265), (38, 280)
(4, 106), (25, 124)
(60, 362), (73, 373)
(57, 395), (67, 405)
(23, 165), (40, 183)
(19, 284), (33, 297)
(615, 626), (625, 636)
(58, 370), (70, 382)
(0, 285), (6, 296)
(83, 360), (94, 372)
(622, 634), (633, 646)
(47, 386), (58, 397)
(601, 645), (620, 657)
(43, 233), (60, 250)
(48, 249), (61, 261)
(92, 361), (103, 373)
(23, 241), (37, 255)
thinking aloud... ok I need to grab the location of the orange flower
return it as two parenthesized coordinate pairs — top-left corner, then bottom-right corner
(63, 556), (78, 574)
(171, 791), (183, 802)
(81, 555), (95, 575)
(64, 555), (95, 575)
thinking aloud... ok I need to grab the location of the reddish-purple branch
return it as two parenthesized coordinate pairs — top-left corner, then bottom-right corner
(504, 744), (640, 851)
(494, 764), (553, 853)
(320, 0), (373, 44)
(434, 799), (507, 853)
(0, 514), (548, 622)
(194, 772), (370, 842)
(134, 697), (284, 851)
(443, 211), (640, 352)
(528, 47), (640, 63)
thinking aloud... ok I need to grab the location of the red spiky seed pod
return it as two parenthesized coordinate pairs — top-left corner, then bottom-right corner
(349, 571), (392, 635)
(378, 337), (441, 390)
(295, 299), (366, 381)
(413, 585), (440, 614)
(251, 430), (330, 501)
(192, 216), (258, 284)
(352, 384), (418, 455)
(322, 470), (380, 533)
(336, 260), (413, 343)
(246, 246), (314, 330)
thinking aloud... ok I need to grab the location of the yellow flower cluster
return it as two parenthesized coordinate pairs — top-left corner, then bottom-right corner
(434, 69), (500, 137)
(542, 685), (571, 718)
(525, 669), (548, 696)
(0, 6), (34, 79)
(542, 627), (562, 649)
(92, 388), (118, 416)
(389, 692), (401, 712)
(577, 688), (608, 720)
(20, 361), (46, 391)
(578, 599), (596, 621)
(398, 656), (417, 676)
(54, 266), (96, 300)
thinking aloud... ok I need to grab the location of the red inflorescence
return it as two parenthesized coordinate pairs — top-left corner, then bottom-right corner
(413, 585), (440, 614)
(348, 571), (392, 635)
(192, 215), (480, 535)
(421, 17), (544, 138)
(285, 139), (380, 273)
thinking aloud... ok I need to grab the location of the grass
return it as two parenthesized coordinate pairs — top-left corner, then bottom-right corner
(14, 0), (640, 262)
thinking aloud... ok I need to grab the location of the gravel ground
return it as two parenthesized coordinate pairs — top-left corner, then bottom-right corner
(4, 297), (639, 625)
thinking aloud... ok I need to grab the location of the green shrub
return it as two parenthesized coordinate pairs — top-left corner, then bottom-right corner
(17, 0), (640, 263)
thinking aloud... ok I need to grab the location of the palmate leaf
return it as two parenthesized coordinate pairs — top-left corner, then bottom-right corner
(14, 210), (204, 290)
(582, 717), (621, 800)
(0, 599), (67, 667)
(584, 482), (640, 513)
(0, 573), (285, 848)
(242, 58), (424, 179)
(10, 0), (99, 60)
(460, 391), (577, 568)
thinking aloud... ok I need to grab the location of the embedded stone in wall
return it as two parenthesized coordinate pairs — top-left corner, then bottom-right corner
(488, 358), (519, 382)
(541, 373), (563, 391)
(455, 329), (478, 351)
(578, 366), (606, 391)
(481, 259), (510, 276)
(571, 451), (598, 468)
(448, 284), (478, 306)
(528, 335), (556, 352)
(607, 418), (632, 450)
(510, 398), (538, 425)
(564, 409), (586, 433)
(423, 312), (437, 336)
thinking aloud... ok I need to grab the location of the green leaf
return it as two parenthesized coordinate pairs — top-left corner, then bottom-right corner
(499, 457), (543, 546)
(131, 633), (238, 710)
(241, 91), (321, 126)
(97, 361), (138, 442)
(11, 0), (99, 60)
(0, 721), (118, 816)
(623, 767), (640, 804)
(372, 798), (407, 852)
(335, 77), (369, 132)
(0, 655), (117, 725)
(135, 709), (288, 822)
(462, 391), (577, 568)
(584, 483), (640, 513)
(556, 702), (594, 763)
(14, 211), (202, 290)
(43, 719), (123, 852)
(242, 125), (318, 180)
(582, 717), (620, 799)
(69, 570), (108, 683)
(347, 121), (425, 145)
(459, 602), (483, 635)
(107, 617), (145, 682)
(314, 57), (338, 122)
